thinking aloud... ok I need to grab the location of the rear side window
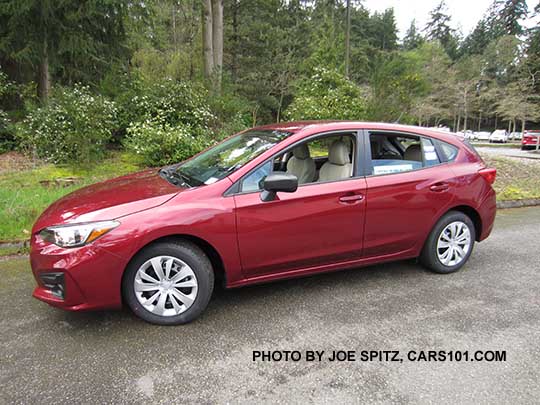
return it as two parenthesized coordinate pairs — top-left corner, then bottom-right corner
(438, 142), (459, 162)
(369, 132), (443, 175)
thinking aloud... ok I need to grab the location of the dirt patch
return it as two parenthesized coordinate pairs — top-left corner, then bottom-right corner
(0, 152), (41, 175)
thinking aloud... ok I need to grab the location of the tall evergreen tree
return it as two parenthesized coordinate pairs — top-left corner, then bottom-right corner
(498, 0), (528, 36)
(424, 1), (458, 59)
(460, 20), (491, 56)
(403, 19), (423, 50)
(0, 0), (136, 102)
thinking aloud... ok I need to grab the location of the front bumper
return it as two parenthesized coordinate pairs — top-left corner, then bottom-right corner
(30, 234), (130, 311)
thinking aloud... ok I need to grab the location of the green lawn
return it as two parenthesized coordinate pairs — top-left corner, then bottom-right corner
(1, 150), (540, 245)
(0, 152), (145, 242)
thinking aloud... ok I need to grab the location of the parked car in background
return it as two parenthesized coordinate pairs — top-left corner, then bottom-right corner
(510, 132), (522, 141)
(522, 130), (540, 150)
(476, 131), (491, 142)
(489, 130), (509, 143)
(30, 122), (497, 325)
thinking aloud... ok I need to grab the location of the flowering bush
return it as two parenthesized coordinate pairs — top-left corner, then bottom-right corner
(16, 86), (117, 163)
(0, 109), (15, 153)
(116, 77), (215, 134)
(124, 119), (210, 166)
(285, 68), (367, 121)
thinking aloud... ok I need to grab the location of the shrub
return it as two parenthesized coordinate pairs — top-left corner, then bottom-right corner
(115, 77), (215, 136)
(124, 119), (210, 167)
(16, 86), (117, 164)
(0, 109), (15, 153)
(285, 67), (367, 121)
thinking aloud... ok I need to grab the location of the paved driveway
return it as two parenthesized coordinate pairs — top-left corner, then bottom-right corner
(1, 207), (539, 404)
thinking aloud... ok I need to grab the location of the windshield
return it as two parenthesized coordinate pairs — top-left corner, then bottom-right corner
(174, 130), (290, 186)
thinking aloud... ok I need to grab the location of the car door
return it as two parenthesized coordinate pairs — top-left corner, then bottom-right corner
(363, 131), (456, 258)
(232, 132), (367, 278)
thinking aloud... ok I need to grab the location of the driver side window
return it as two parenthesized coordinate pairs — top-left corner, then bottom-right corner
(239, 133), (356, 193)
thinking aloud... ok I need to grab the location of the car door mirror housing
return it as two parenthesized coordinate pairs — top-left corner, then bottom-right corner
(260, 172), (298, 202)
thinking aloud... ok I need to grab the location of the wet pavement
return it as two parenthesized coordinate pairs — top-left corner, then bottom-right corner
(1, 207), (539, 404)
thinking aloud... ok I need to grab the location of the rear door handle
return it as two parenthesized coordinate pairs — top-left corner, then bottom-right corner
(339, 194), (364, 203)
(430, 182), (449, 192)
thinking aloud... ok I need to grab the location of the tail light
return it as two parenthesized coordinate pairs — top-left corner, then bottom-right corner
(479, 168), (496, 185)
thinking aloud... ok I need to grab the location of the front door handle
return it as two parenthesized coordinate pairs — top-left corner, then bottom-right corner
(430, 182), (449, 192)
(339, 194), (364, 203)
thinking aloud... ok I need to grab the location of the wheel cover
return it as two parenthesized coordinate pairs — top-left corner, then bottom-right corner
(436, 221), (472, 267)
(134, 255), (198, 317)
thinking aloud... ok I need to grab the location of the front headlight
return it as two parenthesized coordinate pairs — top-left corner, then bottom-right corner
(39, 220), (120, 248)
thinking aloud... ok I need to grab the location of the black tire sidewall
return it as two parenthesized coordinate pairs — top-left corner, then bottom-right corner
(122, 241), (214, 325)
(421, 211), (476, 274)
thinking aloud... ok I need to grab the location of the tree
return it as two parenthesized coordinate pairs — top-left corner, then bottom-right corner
(403, 19), (423, 50)
(460, 20), (490, 56)
(201, 0), (223, 92)
(424, 1), (458, 59)
(498, 0), (528, 36)
(345, 0), (351, 78)
(0, 0), (134, 103)
(371, 9), (398, 51)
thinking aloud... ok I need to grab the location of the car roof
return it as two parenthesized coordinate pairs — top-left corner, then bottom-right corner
(251, 120), (462, 145)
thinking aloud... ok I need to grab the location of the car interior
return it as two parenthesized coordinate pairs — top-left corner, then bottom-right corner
(369, 133), (425, 175)
(239, 132), (444, 192)
(279, 134), (356, 184)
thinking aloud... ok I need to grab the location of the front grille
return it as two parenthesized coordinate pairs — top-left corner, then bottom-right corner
(39, 272), (65, 300)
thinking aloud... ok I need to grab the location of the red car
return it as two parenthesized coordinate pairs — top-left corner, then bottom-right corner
(521, 130), (540, 150)
(30, 122), (497, 325)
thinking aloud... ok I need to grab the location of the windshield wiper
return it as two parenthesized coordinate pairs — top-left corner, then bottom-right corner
(159, 167), (191, 188)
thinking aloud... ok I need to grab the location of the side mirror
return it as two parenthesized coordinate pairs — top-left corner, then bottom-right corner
(260, 172), (298, 202)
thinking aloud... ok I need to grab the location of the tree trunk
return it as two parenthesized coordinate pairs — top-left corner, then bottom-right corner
(478, 111), (482, 131)
(522, 119), (526, 133)
(494, 114), (498, 130)
(507, 120), (511, 132)
(37, 35), (50, 103)
(202, 0), (214, 80)
(231, 0), (239, 83)
(211, 0), (223, 92)
(172, 2), (178, 53)
(345, 0), (351, 78)
(189, 0), (197, 80)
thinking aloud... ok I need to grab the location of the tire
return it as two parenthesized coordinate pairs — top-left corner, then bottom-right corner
(122, 240), (214, 325)
(419, 211), (476, 274)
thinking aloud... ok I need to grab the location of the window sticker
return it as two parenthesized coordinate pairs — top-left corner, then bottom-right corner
(425, 152), (438, 161)
(373, 164), (413, 175)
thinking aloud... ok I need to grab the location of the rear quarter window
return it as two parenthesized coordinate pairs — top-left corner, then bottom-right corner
(437, 141), (459, 162)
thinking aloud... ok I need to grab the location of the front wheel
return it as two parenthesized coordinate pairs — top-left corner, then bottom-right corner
(420, 211), (475, 274)
(122, 240), (214, 325)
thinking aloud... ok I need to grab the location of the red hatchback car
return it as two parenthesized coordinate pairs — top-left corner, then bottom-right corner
(30, 122), (497, 325)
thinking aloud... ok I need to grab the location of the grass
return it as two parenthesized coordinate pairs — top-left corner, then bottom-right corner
(473, 142), (522, 148)
(482, 155), (540, 201)
(0, 151), (145, 242)
(1, 149), (539, 246)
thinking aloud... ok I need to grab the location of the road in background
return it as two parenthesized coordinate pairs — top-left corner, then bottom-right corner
(1, 207), (540, 403)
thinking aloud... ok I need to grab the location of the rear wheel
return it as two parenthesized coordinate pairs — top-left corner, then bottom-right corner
(420, 211), (475, 274)
(122, 240), (214, 325)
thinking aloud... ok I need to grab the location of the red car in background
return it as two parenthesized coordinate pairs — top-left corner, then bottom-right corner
(30, 121), (497, 325)
(522, 130), (540, 150)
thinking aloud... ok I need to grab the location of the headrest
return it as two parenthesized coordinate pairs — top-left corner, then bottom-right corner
(293, 144), (310, 160)
(370, 141), (380, 158)
(328, 141), (350, 166)
(404, 144), (422, 162)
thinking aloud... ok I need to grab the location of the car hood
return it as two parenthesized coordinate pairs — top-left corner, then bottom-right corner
(32, 169), (183, 232)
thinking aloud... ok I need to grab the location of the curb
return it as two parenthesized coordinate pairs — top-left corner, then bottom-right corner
(496, 198), (540, 209)
(1, 200), (540, 251)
